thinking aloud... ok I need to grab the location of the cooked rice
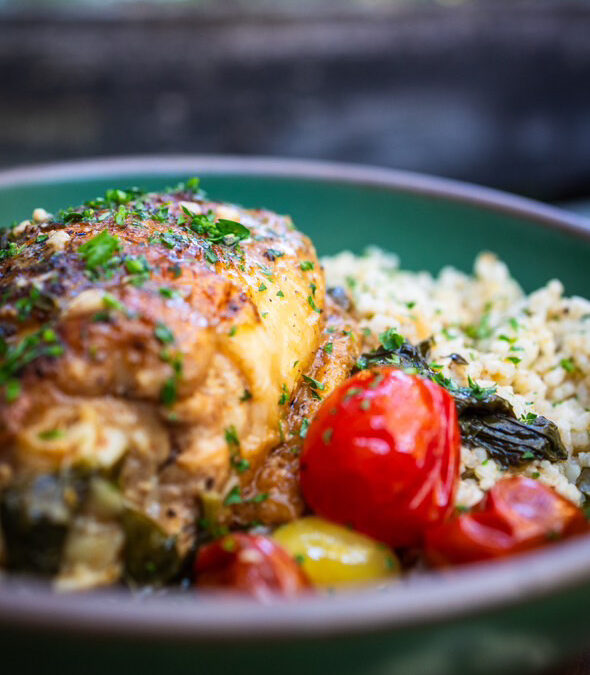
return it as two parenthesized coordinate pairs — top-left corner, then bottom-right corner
(323, 248), (590, 508)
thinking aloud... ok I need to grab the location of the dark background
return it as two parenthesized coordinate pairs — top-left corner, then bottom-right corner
(1, 0), (590, 205)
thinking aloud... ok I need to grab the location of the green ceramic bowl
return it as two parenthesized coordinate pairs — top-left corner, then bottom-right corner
(1, 156), (590, 675)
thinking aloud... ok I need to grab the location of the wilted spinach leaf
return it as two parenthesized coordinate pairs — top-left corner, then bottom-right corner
(355, 331), (567, 467)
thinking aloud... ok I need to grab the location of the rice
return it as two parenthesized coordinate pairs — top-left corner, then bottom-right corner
(323, 247), (590, 508)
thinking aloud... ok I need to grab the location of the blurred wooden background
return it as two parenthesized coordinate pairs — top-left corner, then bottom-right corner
(1, 0), (590, 202)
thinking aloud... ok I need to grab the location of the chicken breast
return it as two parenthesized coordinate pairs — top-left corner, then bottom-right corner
(0, 180), (354, 588)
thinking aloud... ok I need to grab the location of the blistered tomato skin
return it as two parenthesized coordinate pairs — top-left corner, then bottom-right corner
(273, 516), (400, 588)
(300, 367), (461, 548)
(425, 476), (588, 566)
(195, 533), (312, 600)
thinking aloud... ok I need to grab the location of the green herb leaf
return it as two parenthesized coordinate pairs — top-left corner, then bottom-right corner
(78, 230), (122, 271)
(379, 328), (404, 351)
(560, 358), (576, 373)
(154, 322), (175, 345)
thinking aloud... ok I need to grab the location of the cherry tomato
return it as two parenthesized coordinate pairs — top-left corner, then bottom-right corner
(195, 533), (312, 600)
(300, 366), (460, 548)
(425, 477), (588, 566)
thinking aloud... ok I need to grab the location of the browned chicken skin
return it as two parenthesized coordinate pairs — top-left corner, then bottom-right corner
(0, 182), (359, 589)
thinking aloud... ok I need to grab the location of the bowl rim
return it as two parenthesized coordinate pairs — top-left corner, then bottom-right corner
(1, 154), (590, 642)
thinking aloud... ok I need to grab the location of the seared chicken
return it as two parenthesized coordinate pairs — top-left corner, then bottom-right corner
(0, 181), (358, 588)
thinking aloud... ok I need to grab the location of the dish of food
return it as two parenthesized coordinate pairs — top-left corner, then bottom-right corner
(1, 171), (589, 599)
(1, 157), (590, 675)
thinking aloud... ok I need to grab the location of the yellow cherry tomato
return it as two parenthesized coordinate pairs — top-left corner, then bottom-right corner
(273, 516), (400, 588)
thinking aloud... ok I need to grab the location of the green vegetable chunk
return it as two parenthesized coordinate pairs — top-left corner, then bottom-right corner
(0, 472), (88, 575)
(121, 509), (180, 585)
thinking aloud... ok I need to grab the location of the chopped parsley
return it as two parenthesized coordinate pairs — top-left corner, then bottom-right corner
(379, 328), (404, 351)
(307, 296), (322, 314)
(125, 255), (151, 285)
(154, 322), (175, 345)
(160, 377), (178, 406)
(188, 211), (250, 245)
(464, 312), (493, 340)
(300, 261), (314, 271)
(114, 205), (128, 226)
(203, 245), (219, 264)
(278, 383), (289, 406)
(303, 374), (325, 392)
(560, 357), (576, 373)
(0, 327), (65, 402)
(223, 486), (267, 506)
(225, 425), (250, 473)
(225, 425), (239, 446)
(466, 376), (497, 400)
(506, 356), (521, 365)
(85, 187), (144, 210)
(509, 317), (520, 331)
(78, 230), (122, 272)
(159, 287), (180, 299)
(223, 486), (243, 506)
(102, 293), (126, 313)
(0, 242), (25, 260)
(38, 429), (65, 441)
(299, 418), (310, 438)
(240, 389), (253, 402)
(323, 342), (334, 355)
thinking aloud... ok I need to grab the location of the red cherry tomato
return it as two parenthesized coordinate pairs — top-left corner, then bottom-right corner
(195, 533), (312, 600)
(425, 477), (588, 566)
(300, 366), (460, 548)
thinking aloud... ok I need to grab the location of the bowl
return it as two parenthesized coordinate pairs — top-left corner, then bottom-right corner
(1, 156), (590, 675)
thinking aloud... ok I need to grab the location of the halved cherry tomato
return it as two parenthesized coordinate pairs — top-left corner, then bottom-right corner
(195, 533), (312, 600)
(425, 477), (588, 566)
(300, 366), (460, 548)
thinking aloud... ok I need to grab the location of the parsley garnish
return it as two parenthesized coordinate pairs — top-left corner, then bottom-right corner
(303, 374), (325, 392)
(379, 328), (404, 351)
(38, 429), (65, 441)
(159, 287), (180, 299)
(300, 261), (314, 271)
(0, 327), (64, 402)
(308, 296), (322, 314)
(0, 242), (24, 260)
(78, 230), (122, 272)
(466, 376), (497, 400)
(560, 358), (576, 373)
(154, 322), (175, 344)
(265, 248), (285, 260)
(299, 418), (310, 438)
(278, 384), (289, 405)
(160, 377), (178, 406)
